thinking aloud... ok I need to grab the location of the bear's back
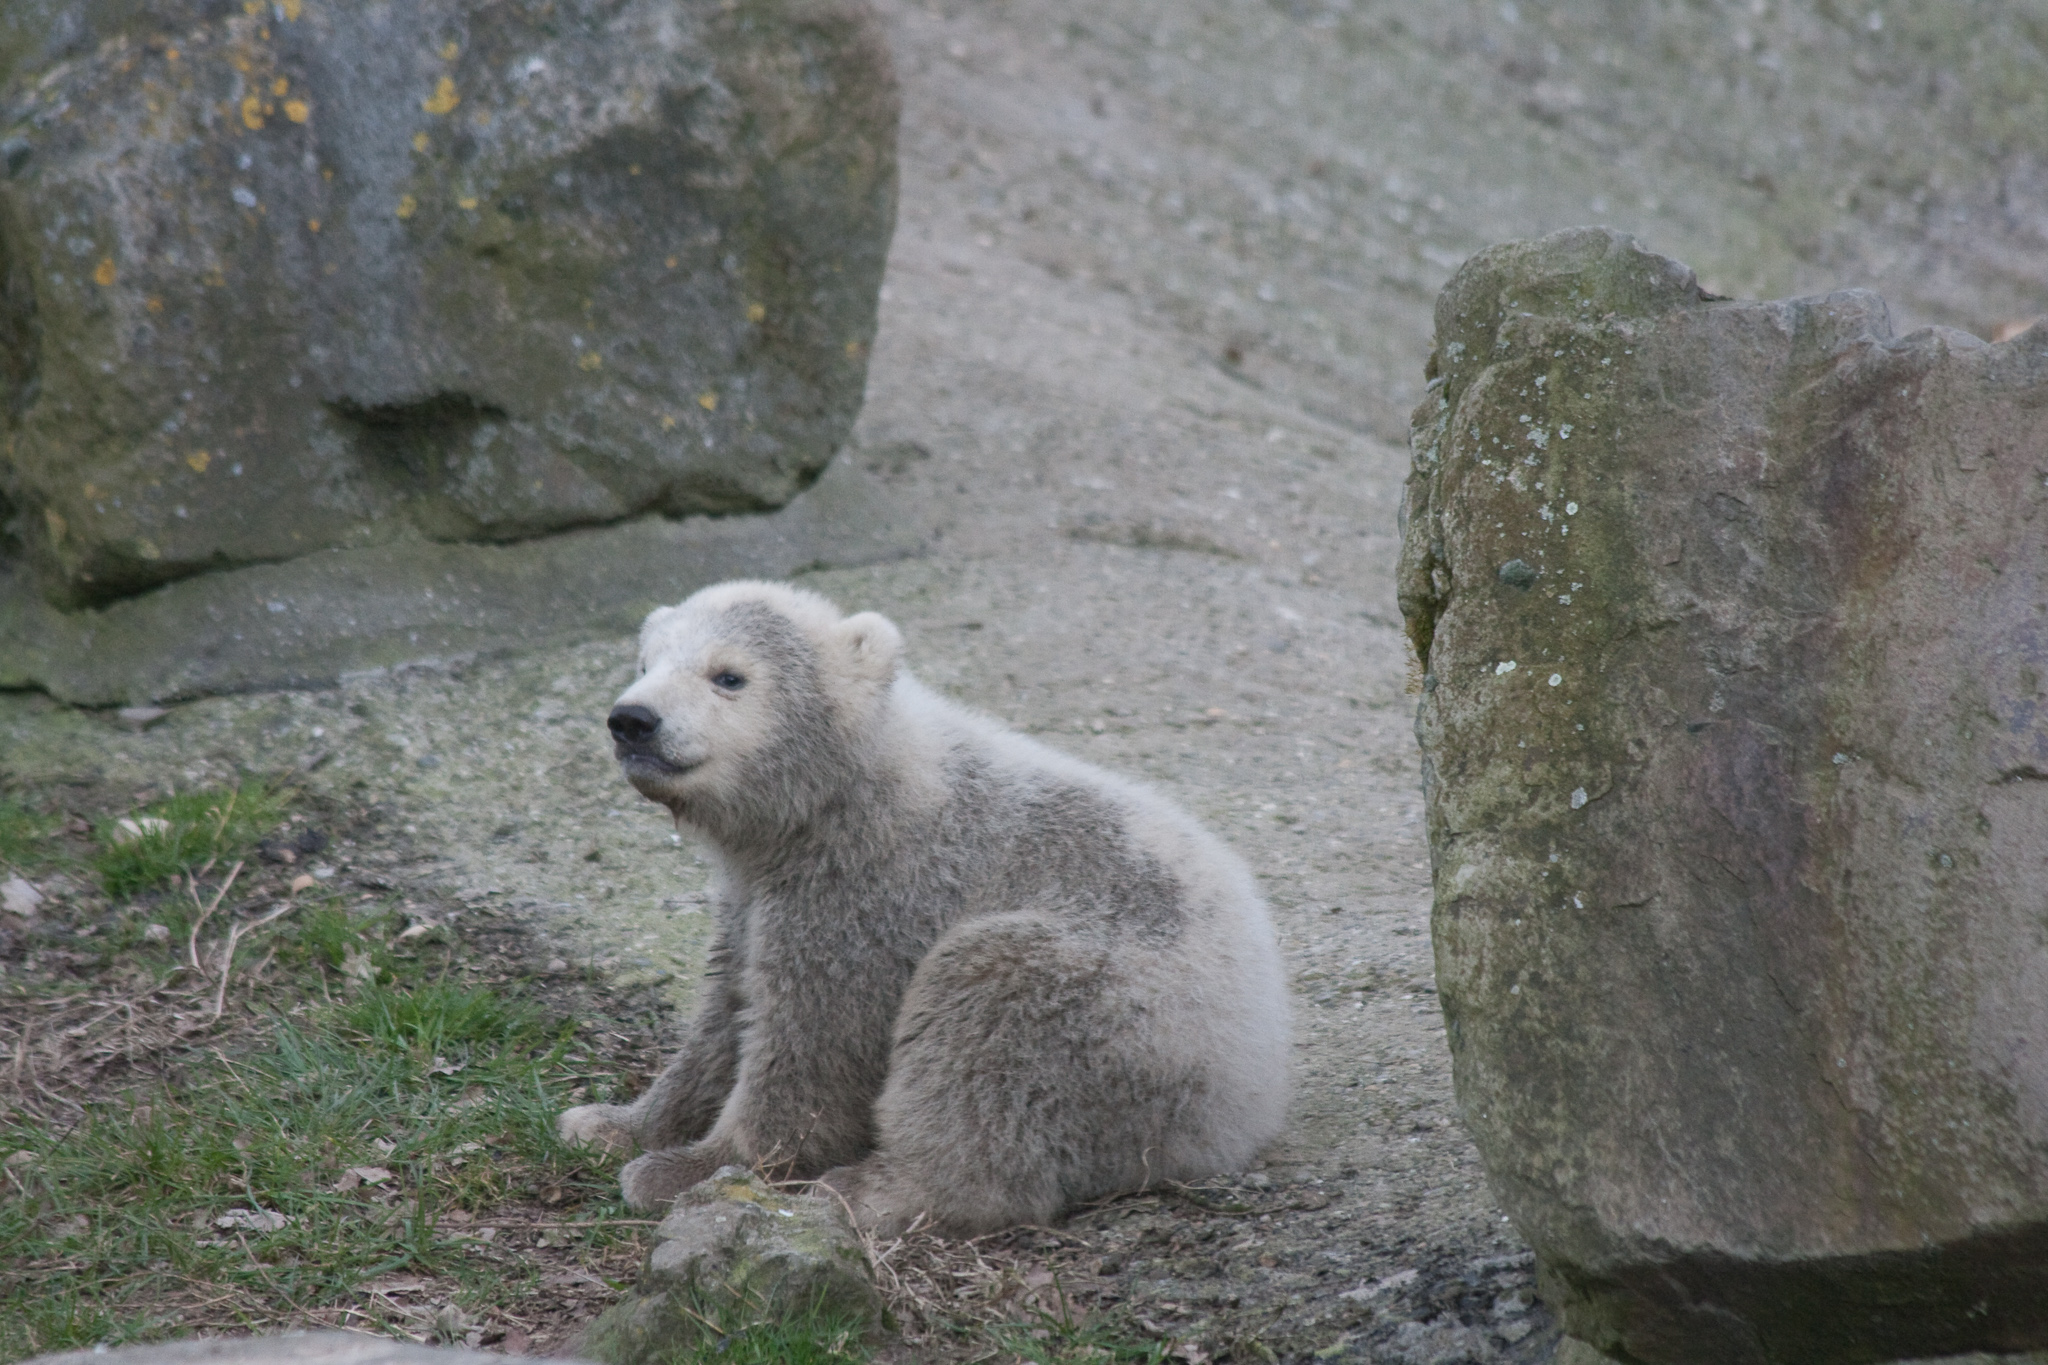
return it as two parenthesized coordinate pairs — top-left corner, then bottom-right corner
(898, 678), (1260, 945)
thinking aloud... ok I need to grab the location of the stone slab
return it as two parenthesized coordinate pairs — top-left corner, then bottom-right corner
(0, 452), (922, 705)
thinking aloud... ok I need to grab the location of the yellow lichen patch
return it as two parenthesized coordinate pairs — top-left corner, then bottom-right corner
(746, 302), (766, 323)
(422, 76), (459, 115)
(412, 131), (430, 152)
(665, 256), (679, 270)
(844, 339), (865, 359)
(456, 196), (479, 211)
(186, 451), (212, 474)
(395, 195), (418, 219)
(241, 94), (265, 129)
(441, 42), (460, 60)
(660, 415), (677, 430)
(43, 509), (66, 545)
(145, 296), (164, 314)
(165, 47), (179, 62)
(135, 538), (162, 561)
(577, 352), (604, 371)
(697, 392), (718, 411)
(307, 217), (320, 232)
(272, 77), (289, 96)
(284, 99), (310, 123)
(282, 0), (302, 19)
(243, 0), (262, 13)
(93, 258), (117, 287)
(231, 52), (253, 74)
(629, 163), (641, 176)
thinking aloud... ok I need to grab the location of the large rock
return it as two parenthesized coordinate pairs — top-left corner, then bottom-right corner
(578, 1167), (880, 1365)
(1400, 228), (2048, 1364)
(0, 0), (896, 608)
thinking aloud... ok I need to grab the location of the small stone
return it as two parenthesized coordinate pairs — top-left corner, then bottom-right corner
(546, 957), (569, 974)
(115, 705), (170, 730)
(142, 923), (171, 943)
(578, 1167), (879, 1363)
(1, 877), (43, 918)
(110, 816), (172, 845)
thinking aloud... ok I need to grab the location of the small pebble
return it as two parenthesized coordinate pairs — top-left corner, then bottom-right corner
(1, 877), (42, 918)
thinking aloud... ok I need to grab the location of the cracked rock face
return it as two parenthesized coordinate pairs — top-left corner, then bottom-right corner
(1400, 227), (2048, 1365)
(0, 0), (896, 608)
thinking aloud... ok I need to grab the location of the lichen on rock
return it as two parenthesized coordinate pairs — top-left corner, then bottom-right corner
(577, 1167), (880, 1365)
(0, 0), (898, 609)
(1402, 227), (2048, 1365)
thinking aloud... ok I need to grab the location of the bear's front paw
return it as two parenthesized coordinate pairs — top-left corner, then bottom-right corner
(557, 1103), (639, 1157)
(619, 1141), (740, 1211)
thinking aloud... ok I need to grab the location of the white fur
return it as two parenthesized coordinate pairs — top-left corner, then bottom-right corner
(559, 581), (1291, 1234)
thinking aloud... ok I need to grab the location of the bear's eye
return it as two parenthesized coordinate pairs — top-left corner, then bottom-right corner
(711, 671), (747, 692)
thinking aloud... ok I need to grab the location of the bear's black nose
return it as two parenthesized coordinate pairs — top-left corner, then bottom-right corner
(608, 704), (662, 744)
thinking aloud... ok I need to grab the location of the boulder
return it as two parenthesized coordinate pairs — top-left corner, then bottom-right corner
(1400, 228), (2048, 1365)
(578, 1167), (880, 1365)
(0, 0), (897, 608)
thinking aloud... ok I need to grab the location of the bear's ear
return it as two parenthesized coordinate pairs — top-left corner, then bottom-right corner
(834, 611), (903, 684)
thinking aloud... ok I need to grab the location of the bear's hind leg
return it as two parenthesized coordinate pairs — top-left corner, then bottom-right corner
(841, 915), (1190, 1236)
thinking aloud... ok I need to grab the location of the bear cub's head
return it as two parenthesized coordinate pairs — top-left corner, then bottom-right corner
(607, 581), (904, 826)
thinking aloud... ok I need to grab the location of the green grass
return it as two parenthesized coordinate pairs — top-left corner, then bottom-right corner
(1, 780), (1169, 1364)
(0, 796), (62, 872)
(91, 781), (289, 897)
(0, 965), (625, 1357)
(0, 782), (643, 1359)
(648, 1292), (873, 1365)
(993, 1298), (1178, 1365)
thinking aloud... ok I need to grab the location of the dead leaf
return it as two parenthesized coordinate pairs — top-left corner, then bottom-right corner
(214, 1208), (290, 1232)
(290, 873), (316, 893)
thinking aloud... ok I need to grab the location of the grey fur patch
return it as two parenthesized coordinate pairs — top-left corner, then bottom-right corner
(581, 584), (1290, 1231)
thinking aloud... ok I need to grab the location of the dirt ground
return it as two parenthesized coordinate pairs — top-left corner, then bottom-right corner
(6, 0), (2044, 1361)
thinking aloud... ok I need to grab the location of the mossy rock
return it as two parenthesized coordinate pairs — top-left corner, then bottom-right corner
(0, 0), (896, 609)
(578, 1168), (881, 1365)
(1402, 228), (2048, 1365)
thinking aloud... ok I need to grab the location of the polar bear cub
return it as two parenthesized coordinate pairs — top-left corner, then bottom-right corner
(557, 580), (1290, 1234)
